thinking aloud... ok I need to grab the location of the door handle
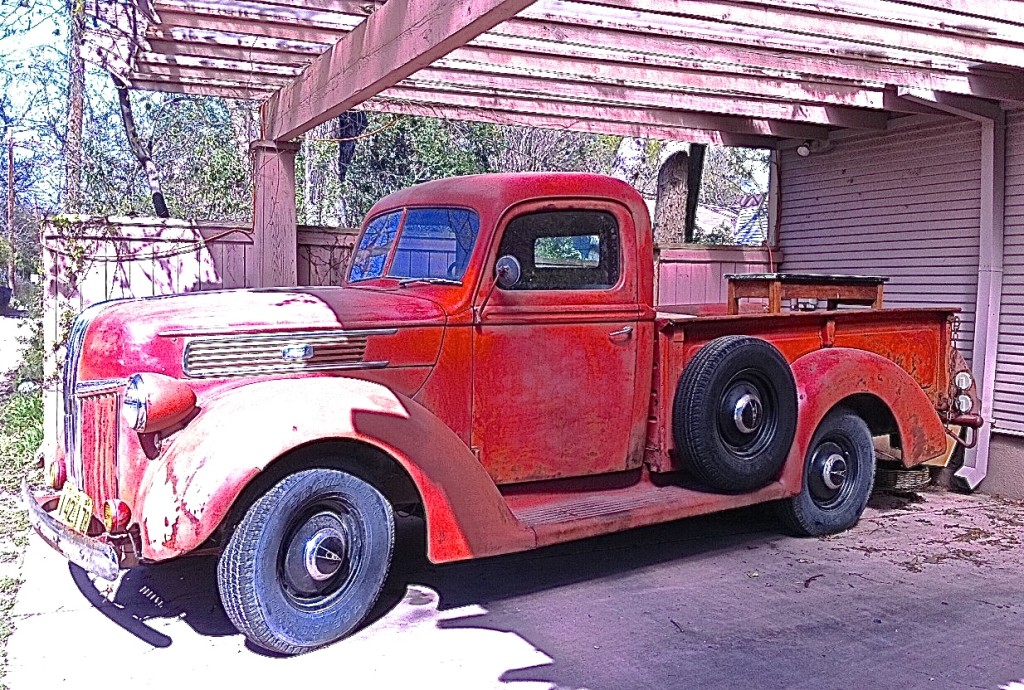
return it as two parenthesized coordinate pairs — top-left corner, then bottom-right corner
(609, 326), (634, 341)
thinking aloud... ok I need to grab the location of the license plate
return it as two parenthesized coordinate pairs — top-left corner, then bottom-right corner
(56, 486), (94, 534)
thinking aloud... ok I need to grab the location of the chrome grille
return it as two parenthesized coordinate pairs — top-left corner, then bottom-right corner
(79, 390), (120, 506)
(62, 303), (111, 490)
(182, 329), (393, 379)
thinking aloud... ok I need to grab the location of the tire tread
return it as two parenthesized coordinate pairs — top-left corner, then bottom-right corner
(776, 408), (876, 537)
(217, 469), (394, 655)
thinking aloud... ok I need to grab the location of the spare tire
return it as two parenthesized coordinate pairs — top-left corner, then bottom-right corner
(673, 335), (798, 493)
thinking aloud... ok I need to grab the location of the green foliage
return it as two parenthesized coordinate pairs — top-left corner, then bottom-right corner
(700, 146), (770, 208)
(295, 114), (621, 226)
(15, 304), (43, 387)
(536, 236), (584, 262)
(0, 390), (42, 493)
(149, 97), (252, 220)
(693, 221), (737, 246)
(340, 115), (496, 222)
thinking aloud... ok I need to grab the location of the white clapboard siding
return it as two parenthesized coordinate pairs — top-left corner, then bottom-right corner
(779, 115), (982, 364)
(995, 109), (1024, 434)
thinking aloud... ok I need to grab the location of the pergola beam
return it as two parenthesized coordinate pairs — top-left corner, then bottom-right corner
(154, 8), (361, 43)
(261, 0), (540, 142)
(378, 87), (831, 139)
(584, 0), (1024, 68)
(362, 98), (779, 148)
(726, 0), (1024, 39)
(133, 61), (866, 133)
(133, 49), (904, 123)
(133, 76), (273, 99)
(126, 0), (1024, 105)
(130, 67), (831, 141)
(401, 68), (890, 130)
(492, 16), (1024, 103)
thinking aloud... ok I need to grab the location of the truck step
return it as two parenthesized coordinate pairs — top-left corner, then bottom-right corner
(505, 479), (788, 548)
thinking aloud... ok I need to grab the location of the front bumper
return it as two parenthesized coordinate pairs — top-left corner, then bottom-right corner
(22, 477), (124, 581)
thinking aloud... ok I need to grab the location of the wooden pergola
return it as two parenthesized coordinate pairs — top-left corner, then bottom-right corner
(81, 0), (1024, 286)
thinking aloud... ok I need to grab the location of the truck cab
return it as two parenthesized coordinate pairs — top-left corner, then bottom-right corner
(26, 172), (982, 655)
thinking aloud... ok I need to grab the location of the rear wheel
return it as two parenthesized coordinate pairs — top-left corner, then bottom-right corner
(218, 468), (395, 655)
(777, 408), (876, 536)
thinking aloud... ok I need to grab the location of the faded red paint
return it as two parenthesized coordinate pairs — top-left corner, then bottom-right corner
(39, 172), (980, 573)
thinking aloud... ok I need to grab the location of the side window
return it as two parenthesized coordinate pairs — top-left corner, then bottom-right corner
(497, 210), (620, 290)
(349, 211), (402, 281)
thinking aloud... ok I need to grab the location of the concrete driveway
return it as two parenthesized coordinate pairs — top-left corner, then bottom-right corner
(7, 488), (1024, 690)
(0, 314), (27, 377)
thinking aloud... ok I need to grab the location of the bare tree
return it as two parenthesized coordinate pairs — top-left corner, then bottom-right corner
(64, 0), (84, 213)
(5, 136), (14, 292)
(112, 75), (169, 217)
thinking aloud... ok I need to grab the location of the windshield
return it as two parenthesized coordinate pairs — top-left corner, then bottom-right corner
(348, 207), (480, 283)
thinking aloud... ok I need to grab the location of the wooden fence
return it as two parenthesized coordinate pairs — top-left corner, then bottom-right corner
(656, 245), (778, 305)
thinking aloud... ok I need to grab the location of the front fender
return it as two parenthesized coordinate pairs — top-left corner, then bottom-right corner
(780, 348), (948, 492)
(135, 377), (534, 563)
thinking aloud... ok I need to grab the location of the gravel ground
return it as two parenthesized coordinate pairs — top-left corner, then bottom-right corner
(5, 488), (1024, 690)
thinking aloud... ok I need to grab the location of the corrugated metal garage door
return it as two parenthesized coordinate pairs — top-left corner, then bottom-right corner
(996, 110), (1024, 434)
(779, 115), (981, 363)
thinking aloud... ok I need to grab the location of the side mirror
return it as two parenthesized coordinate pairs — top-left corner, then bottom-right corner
(495, 255), (521, 290)
(474, 255), (521, 323)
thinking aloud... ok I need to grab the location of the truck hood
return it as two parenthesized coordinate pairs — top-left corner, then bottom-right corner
(113, 286), (447, 336)
(79, 286), (447, 380)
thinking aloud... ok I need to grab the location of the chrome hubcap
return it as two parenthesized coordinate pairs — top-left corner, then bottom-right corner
(808, 439), (858, 509)
(281, 509), (354, 603)
(303, 527), (346, 581)
(733, 393), (763, 434)
(718, 373), (776, 459)
(821, 453), (848, 491)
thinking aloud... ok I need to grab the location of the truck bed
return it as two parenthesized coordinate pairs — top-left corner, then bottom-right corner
(645, 306), (958, 473)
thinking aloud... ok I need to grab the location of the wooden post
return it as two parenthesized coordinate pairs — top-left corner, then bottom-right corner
(768, 279), (783, 313)
(251, 139), (300, 287)
(41, 220), (60, 464)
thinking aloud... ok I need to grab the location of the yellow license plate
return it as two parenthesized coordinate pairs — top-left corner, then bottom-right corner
(56, 486), (94, 534)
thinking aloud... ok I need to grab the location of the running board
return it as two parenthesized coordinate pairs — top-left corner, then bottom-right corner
(504, 480), (790, 548)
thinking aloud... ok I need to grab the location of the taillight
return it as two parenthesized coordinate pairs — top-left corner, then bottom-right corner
(102, 499), (132, 534)
(46, 456), (67, 491)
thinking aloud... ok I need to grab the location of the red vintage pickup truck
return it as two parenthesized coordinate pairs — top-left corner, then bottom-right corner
(27, 173), (981, 654)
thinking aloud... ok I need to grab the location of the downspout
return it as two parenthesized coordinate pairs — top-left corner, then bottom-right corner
(898, 89), (1006, 489)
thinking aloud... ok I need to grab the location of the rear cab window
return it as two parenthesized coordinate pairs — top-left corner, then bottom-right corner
(497, 210), (621, 290)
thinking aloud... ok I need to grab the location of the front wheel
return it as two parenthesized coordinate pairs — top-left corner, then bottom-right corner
(776, 408), (876, 536)
(218, 468), (395, 655)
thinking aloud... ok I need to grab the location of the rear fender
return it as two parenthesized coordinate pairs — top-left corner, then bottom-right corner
(135, 378), (534, 562)
(780, 348), (948, 492)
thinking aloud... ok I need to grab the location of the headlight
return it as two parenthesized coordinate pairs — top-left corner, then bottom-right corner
(954, 371), (973, 391)
(122, 374), (149, 431)
(122, 373), (196, 434)
(955, 394), (974, 414)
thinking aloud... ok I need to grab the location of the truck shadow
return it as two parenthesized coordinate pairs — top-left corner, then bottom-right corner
(71, 502), (781, 650)
(71, 491), (910, 654)
(387, 504), (779, 610)
(69, 554), (237, 648)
